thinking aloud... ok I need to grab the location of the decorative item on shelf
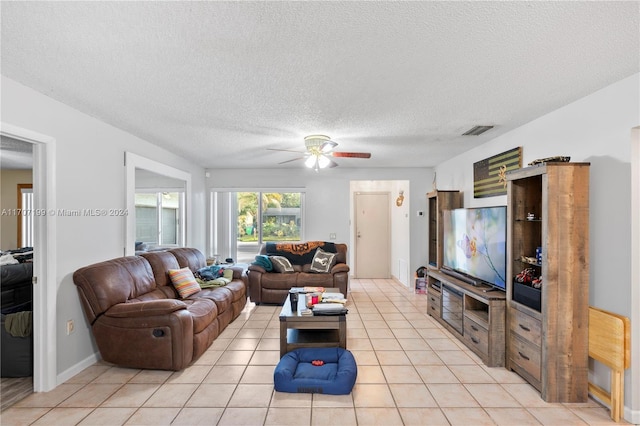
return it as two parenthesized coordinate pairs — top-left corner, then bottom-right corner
(532, 276), (542, 289)
(535, 247), (542, 264)
(528, 155), (571, 166)
(395, 190), (404, 207)
(515, 267), (536, 284)
(527, 212), (536, 220)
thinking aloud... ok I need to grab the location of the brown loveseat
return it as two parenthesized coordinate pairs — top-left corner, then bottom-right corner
(247, 242), (349, 304)
(73, 248), (247, 371)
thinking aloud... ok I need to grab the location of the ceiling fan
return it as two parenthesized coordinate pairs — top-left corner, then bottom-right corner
(268, 135), (371, 171)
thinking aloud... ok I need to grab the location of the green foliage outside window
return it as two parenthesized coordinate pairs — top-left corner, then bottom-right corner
(237, 192), (301, 242)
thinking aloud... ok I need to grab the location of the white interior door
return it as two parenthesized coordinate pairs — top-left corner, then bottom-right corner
(354, 192), (390, 278)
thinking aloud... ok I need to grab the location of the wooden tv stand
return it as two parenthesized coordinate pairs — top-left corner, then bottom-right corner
(426, 269), (506, 367)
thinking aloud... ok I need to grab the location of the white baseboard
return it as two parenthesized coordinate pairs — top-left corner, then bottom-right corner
(56, 351), (100, 386)
(590, 392), (639, 424)
(624, 406), (639, 425)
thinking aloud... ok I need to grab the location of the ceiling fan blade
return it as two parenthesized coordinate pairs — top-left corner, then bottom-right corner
(278, 156), (305, 164)
(320, 141), (338, 153)
(328, 159), (339, 168)
(331, 152), (371, 159)
(267, 148), (305, 154)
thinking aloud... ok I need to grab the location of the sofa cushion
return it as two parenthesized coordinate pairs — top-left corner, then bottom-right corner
(196, 287), (233, 314)
(310, 248), (337, 273)
(261, 272), (299, 290)
(169, 267), (201, 299)
(183, 298), (218, 334)
(270, 256), (294, 273)
(169, 248), (207, 272)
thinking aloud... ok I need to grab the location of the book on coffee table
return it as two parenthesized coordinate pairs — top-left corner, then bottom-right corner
(312, 303), (348, 315)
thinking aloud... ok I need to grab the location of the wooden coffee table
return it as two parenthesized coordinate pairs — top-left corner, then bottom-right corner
(279, 289), (347, 358)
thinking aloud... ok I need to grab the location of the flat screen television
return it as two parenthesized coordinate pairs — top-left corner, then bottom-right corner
(441, 206), (507, 291)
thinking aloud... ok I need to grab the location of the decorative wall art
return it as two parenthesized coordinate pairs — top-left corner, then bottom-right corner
(473, 147), (522, 198)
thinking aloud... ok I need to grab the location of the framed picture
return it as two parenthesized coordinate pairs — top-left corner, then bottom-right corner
(473, 147), (522, 198)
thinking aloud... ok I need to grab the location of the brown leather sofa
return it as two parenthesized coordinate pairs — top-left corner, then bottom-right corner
(247, 242), (349, 304)
(73, 248), (247, 371)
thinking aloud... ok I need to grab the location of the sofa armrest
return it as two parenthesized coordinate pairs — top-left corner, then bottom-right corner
(104, 300), (187, 318)
(331, 263), (350, 274)
(229, 265), (248, 280)
(247, 264), (266, 274)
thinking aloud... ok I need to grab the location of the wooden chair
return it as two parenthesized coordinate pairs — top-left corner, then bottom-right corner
(588, 306), (630, 422)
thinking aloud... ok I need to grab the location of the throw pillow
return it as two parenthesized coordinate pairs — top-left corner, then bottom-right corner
(309, 248), (337, 273)
(270, 255), (295, 273)
(168, 267), (201, 298)
(222, 268), (234, 279)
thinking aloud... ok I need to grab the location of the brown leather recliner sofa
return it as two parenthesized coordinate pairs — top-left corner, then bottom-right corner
(73, 248), (247, 371)
(247, 242), (349, 304)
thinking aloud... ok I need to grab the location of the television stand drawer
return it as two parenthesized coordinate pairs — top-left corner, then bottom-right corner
(463, 316), (488, 357)
(427, 289), (441, 318)
(509, 308), (542, 346)
(509, 334), (541, 382)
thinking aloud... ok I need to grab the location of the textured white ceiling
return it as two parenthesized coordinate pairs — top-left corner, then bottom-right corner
(1, 1), (638, 169)
(0, 136), (33, 170)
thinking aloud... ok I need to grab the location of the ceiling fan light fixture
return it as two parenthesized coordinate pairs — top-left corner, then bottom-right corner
(305, 155), (317, 169)
(317, 154), (331, 168)
(305, 153), (331, 171)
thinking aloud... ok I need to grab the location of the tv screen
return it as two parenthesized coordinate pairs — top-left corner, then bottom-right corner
(442, 206), (507, 290)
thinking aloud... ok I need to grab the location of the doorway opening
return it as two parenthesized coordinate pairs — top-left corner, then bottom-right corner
(1, 123), (57, 406)
(349, 180), (411, 285)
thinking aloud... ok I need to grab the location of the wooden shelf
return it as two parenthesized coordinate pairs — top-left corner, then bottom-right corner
(506, 163), (590, 403)
(426, 190), (461, 269)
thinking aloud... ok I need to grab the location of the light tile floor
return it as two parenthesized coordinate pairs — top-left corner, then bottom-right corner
(0, 278), (627, 425)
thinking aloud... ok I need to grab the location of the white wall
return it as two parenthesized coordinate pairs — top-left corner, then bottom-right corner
(206, 168), (432, 284)
(436, 73), (640, 420)
(1, 76), (207, 381)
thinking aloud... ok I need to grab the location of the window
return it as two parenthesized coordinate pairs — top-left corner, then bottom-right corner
(18, 184), (33, 247)
(210, 190), (304, 264)
(238, 192), (303, 242)
(135, 191), (184, 246)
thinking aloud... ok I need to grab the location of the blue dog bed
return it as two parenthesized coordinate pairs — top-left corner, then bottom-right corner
(274, 347), (357, 395)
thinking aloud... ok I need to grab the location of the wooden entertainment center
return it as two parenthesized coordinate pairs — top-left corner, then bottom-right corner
(425, 162), (590, 403)
(426, 269), (506, 367)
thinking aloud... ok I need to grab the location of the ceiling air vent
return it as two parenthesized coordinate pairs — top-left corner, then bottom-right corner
(462, 125), (494, 136)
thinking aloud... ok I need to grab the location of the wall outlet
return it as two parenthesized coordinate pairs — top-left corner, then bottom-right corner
(329, 233), (337, 239)
(66, 319), (75, 335)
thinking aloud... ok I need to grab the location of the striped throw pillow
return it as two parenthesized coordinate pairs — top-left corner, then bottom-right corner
(168, 267), (200, 298)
